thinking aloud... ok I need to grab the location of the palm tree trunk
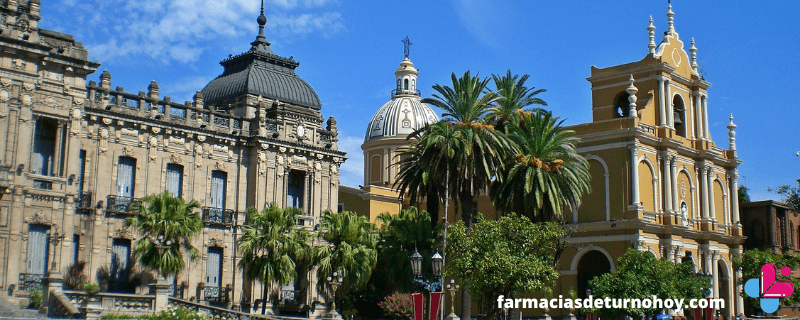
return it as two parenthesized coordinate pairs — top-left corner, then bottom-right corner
(459, 189), (475, 228)
(426, 187), (440, 229)
(461, 283), (472, 320)
(261, 281), (268, 315)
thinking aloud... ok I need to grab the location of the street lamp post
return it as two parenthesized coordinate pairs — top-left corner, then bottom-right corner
(445, 279), (460, 319)
(326, 271), (344, 319)
(409, 248), (445, 320)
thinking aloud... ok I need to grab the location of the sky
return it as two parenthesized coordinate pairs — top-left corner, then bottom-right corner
(40, 1), (800, 202)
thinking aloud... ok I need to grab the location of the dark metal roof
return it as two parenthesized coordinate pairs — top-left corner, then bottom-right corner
(201, 11), (322, 110)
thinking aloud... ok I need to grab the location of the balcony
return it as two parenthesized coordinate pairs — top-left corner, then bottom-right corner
(106, 195), (138, 217)
(203, 285), (230, 305)
(76, 191), (93, 214)
(202, 207), (234, 227)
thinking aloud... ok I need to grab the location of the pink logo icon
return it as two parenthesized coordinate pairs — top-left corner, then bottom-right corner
(760, 264), (794, 298)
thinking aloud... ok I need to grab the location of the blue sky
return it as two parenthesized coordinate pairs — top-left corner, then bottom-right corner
(41, 1), (800, 202)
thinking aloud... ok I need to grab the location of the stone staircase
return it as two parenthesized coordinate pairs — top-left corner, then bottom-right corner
(0, 297), (44, 319)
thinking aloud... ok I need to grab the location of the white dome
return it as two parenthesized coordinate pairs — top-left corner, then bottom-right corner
(365, 95), (439, 141)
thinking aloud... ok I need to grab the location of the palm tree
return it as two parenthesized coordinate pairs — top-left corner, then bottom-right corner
(373, 207), (441, 293)
(316, 210), (378, 298)
(238, 204), (312, 314)
(126, 192), (203, 279)
(490, 110), (591, 222)
(416, 71), (510, 227)
(487, 70), (548, 131)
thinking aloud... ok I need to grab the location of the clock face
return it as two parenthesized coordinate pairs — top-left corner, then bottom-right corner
(297, 125), (305, 137)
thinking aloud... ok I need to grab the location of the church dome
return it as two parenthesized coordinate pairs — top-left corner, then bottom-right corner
(201, 10), (322, 109)
(365, 57), (438, 141)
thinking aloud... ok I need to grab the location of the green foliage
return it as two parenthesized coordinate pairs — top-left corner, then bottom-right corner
(446, 214), (566, 320)
(587, 248), (708, 319)
(238, 204), (312, 307)
(83, 282), (100, 295)
(732, 249), (800, 308)
(738, 185), (751, 204)
(63, 260), (88, 290)
(28, 285), (42, 309)
(103, 308), (211, 320)
(126, 192), (203, 278)
(768, 182), (800, 211)
(378, 293), (418, 320)
(317, 210), (378, 295)
(490, 110), (590, 222)
(374, 207), (441, 293)
(486, 70), (548, 131)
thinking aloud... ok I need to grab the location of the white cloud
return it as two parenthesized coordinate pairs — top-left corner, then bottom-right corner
(53, 0), (344, 64)
(449, 0), (514, 51)
(337, 134), (364, 188)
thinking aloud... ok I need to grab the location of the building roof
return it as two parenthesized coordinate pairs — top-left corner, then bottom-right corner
(365, 95), (438, 141)
(200, 9), (321, 110)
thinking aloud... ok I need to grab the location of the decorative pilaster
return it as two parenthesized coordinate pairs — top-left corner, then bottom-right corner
(629, 144), (642, 209)
(665, 81), (673, 128)
(707, 168), (715, 225)
(711, 251), (720, 298)
(730, 170), (741, 227)
(658, 77), (667, 127)
(702, 96), (710, 139)
(662, 154), (673, 213)
(699, 162), (710, 220)
(670, 157), (679, 218)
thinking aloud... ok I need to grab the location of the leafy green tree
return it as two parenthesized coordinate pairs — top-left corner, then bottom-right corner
(738, 185), (751, 204)
(769, 182), (800, 211)
(373, 207), (441, 293)
(238, 204), (313, 314)
(587, 248), (708, 319)
(490, 110), (591, 222)
(126, 192), (203, 278)
(317, 210), (378, 296)
(733, 249), (800, 310)
(486, 70), (548, 131)
(446, 213), (567, 320)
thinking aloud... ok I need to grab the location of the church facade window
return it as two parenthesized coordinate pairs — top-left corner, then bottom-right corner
(165, 163), (183, 198)
(287, 170), (305, 209)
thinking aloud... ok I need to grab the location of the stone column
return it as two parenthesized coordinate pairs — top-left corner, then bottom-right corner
(662, 155), (672, 213)
(53, 120), (65, 176)
(733, 250), (744, 317)
(665, 245), (675, 261)
(707, 168), (716, 223)
(658, 77), (666, 127)
(665, 81), (673, 128)
(673, 245), (683, 264)
(704, 95), (711, 140)
(730, 170), (741, 225)
(629, 145), (641, 208)
(700, 164), (709, 220)
(711, 251), (720, 299)
(670, 157), (679, 215)
(692, 92), (702, 139)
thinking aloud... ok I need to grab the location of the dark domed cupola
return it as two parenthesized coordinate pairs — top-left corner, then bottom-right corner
(201, 4), (321, 110)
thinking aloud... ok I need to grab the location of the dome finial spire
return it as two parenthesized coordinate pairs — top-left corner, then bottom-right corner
(667, 1), (675, 35)
(250, 0), (272, 53)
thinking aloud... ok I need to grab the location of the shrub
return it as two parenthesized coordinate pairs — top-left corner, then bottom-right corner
(28, 285), (42, 309)
(64, 261), (88, 290)
(378, 293), (420, 320)
(83, 282), (100, 295)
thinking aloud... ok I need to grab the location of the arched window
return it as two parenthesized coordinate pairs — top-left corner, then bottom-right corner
(613, 91), (631, 118)
(412, 79), (416, 91)
(673, 95), (686, 137)
(397, 78), (401, 91)
(404, 79), (409, 91)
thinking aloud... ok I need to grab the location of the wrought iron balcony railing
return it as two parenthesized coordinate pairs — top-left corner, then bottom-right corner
(76, 191), (93, 214)
(107, 195), (138, 217)
(203, 285), (230, 305)
(202, 207), (234, 227)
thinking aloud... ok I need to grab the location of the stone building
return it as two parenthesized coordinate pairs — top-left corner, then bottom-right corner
(0, 0), (344, 315)
(344, 4), (745, 319)
(740, 200), (800, 255)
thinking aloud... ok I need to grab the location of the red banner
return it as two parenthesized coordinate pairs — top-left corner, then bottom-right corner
(413, 293), (424, 320)
(429, 292), (443, 320)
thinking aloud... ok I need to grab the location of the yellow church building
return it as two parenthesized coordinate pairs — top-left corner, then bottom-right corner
(340, 4), (744, 319)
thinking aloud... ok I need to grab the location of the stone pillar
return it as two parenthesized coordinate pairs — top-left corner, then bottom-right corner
(692, 92), (701, 139)
(700, 164), (709, 220)
(704, 95), (711, 140)
(658, 77), (666, 127)
(42, 270), (64, 314)
(53, 120), (65, 176)
(707, 168), (715, 223)
(662, 155), (672, 213)
(665, 81), (673, 128)
(712, 251), (719, 299)
(665, 245), (675, 261)
(151, 279), (172, 312)
(673, 246), (682, 264)
(629, 145), (641, 208)
(730, 170), (741, 225)
(83, 299), (103, 320)
(670, 157), (679, 216)
(733, 254), (744, 317)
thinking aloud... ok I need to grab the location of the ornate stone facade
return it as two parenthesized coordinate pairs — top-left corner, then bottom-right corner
(0, 0), (343, 314)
